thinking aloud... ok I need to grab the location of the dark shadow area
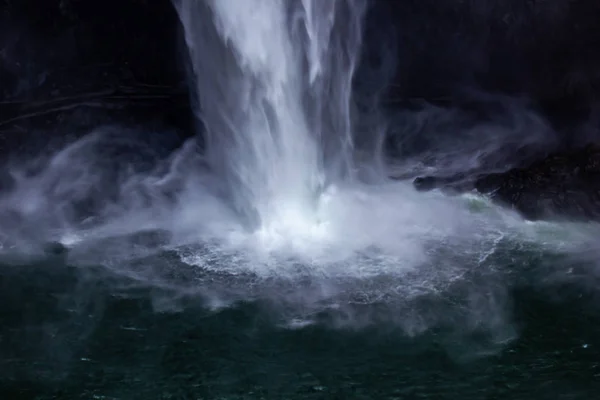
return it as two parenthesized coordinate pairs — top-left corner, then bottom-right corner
(0, 0), (192, 160)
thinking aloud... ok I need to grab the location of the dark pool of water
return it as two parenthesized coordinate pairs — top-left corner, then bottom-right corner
(0, 250), (599, 399)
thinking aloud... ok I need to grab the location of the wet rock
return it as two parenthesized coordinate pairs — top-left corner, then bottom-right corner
(413, 176), (440, 192)
(413, 174), (474, 195)
(43, 241), (69, 257)
(475, 144), (600, 221)
(413, 144), (600, 221)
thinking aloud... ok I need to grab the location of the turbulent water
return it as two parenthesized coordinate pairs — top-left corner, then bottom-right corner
(1, 0), (600, 398)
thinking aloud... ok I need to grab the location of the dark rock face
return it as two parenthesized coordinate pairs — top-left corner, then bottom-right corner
(475, 145), (600, 221)
(1, 0), (185, 97)
(413, 145), (600, 221)
(379, 0), (600, 117)
(3, 1), (600, 135)
(0, 0), (193, 161)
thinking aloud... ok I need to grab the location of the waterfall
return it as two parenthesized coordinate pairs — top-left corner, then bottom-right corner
(175, 0), (366, 230)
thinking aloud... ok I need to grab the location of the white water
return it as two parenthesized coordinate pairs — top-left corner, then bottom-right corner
(0, 0), (599, 337)
(175, 0), (366, 230)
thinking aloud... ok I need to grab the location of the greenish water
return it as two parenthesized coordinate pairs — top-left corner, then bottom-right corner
(1, 240), (599, 399)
